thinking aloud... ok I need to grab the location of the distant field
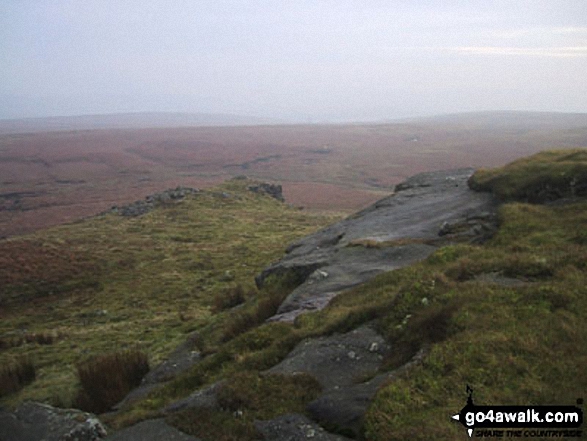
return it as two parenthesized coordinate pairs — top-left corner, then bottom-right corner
(2, 112), (587, 237)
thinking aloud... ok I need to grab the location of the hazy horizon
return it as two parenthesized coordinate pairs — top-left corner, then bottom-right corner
(1, 1), (586, 123)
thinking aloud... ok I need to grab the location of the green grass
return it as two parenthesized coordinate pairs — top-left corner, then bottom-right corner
(3, 150), (587, 441)
(167, 371), (322, 441)
(115, 149), (587, 440)
(273, 193), (587, 440)
(468, 148), (587, 202)
(0, 178), (339, 409)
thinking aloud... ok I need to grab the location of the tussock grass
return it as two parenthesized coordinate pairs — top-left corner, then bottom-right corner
(74, 349), (149, 413)
(0, 358), (36, 397)
(219, 283), (292, 343)
(212, 285), (247, 313)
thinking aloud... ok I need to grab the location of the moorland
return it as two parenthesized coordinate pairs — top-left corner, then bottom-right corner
(2, 111), (587, 237)
(1, 112), (586, 440)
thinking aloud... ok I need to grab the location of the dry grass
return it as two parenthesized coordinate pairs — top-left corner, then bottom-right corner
(0, 358), (35, 397)
(74, 350), (149, 413)
(212, 285), (247, 313)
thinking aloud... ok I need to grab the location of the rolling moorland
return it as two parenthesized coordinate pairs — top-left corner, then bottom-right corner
(2, 111), (587, 238)
(0, 114), (586, 440)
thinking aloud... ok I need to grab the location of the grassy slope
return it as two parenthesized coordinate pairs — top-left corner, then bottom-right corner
(363, 149), (587, 439)
(468, 149), (587, 202)
(105, 149), (586, 441)
(0, 178), (339, 408)
(2, 150), (586, 441)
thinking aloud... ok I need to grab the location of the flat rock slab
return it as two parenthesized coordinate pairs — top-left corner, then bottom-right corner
(267, 326), (389, 391)
(0, 402), (107, 441)
(257, 168), (498, 322)
(306, 373), (391, 437)
(104, 419), (200, 441)
(255, 413), (353, 441)
(162, 381), (223, 414)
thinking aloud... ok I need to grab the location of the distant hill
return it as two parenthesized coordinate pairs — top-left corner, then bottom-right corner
(405, 110), (587, 130)
(0, 112), (283, 134)
(2, 110), (587, 238)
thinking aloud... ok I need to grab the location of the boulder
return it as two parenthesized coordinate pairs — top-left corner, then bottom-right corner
(0, 402), (107, 441)
(267, 326), (390, 389)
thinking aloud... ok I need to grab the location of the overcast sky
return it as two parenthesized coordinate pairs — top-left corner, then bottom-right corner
(1, 0), (586, 122)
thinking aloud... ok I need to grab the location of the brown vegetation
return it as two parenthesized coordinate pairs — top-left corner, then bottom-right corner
(0, 239), (101, 305)
(3, 114), (587, 237)
(211, 284), (247, 313)
(74, 350), (149, 413)
(0, 358), (35, 397)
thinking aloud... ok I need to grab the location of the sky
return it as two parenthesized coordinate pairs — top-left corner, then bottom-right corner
(1, 0), (586, 122)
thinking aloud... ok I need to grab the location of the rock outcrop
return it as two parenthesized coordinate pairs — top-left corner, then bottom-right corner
(110, 186), (199, 217)
(266, 326), (392, 437)
(256, 168), (499, 322)
(247, 182), (284, 202)
(0, 402), (107, 441)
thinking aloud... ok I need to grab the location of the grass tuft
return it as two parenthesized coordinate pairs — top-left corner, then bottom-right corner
(212, 284), (248, 313)
(0, 357), (36, 397)
(74, 349), (149, 413)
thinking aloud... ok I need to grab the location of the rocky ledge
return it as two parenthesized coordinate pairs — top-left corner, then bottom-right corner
(256, 168), (499, 322)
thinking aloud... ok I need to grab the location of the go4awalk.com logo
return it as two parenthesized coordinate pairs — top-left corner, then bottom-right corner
(451, 386), (584, 438)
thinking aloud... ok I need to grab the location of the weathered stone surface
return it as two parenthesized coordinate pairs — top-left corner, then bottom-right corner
(306, 374), (390, 437)
(257, 168), (499, 322)
(266, 326), (394, 437)
(104, 419), (200, 441)
(305, 349), (427, 437)
(254, 413), (353, 441)
(0, 402), (107, 441)
(267, 326), (390, 390)
(162, 381), (224, 414)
